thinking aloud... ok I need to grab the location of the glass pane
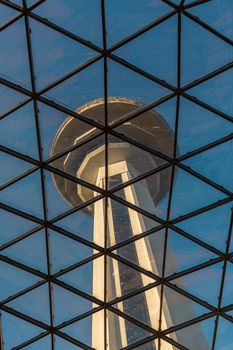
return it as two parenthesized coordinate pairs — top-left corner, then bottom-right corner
(114, 15), (177, 86)
(171, 262), (223, 306)
(161, 285), (209, 330)
(106, 256), (155, 301)
(34, 0), (103, 47)
(113, 229), (165, 276)
(0, 152), (33, 186)
(48, 229), (93, 274)
(38, 101), (100, 161)
(188, 68), (233, 116)
(108, 59), (169, 119)
(114, 97), (176, 156)
(51, 134), (106, 189)
(43, 59), (104, 116)
(53, 200), (100, 246)
(113, 286), (160, 330)
(0, 84), (28, 116)
(52, 284), (97, 326)
(0, 261), (41, 301)
(183, 139), (233, 192)
(0, 209), (38, 245)
(170, 168), (227, 220)
(0, 170), (44, 218)
(107, 198), (159, 247)
(188, 0), (233, 40)
(44, 170), (98, 219)
(0, 101), (39, 159)
(1, 229), (47, 273)
(105, 0), (171, 46)
(62, 310), (104, 347)
(176, 202), (232, 252)
(29, 18), (97, 90)
(1, 311), (43, 349)
(0, 18), (31, 88)
(7, 283), (50, 325)
(114, 167), (172, 220)
(165, 229), (217, 277)
(177, 97), (233, 155)
(167, 317), (215, 350)
(181, 15), (233, 85)
(58, 256), (105, 301)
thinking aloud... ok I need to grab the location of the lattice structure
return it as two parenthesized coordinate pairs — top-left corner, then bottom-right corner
(0, 0), (233, 349)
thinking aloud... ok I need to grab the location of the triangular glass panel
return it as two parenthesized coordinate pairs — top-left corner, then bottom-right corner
(54, 335), (82, 350)
(169, 168), (227, 220)
(62, 310), (104, 348)
(167, 316), (215, 350)
(34, 0), (103, 47)
(58, 256), (104, 301)
(0, 170), (44, 218)
(52, 283), (97, 326)
(188, 0), (233, 41)
(107, 134), (167, 190)
(107, 198), (160, 247)
(183, 139), (233, 192)
(106, 256), (155, 302)
(43, 59), (104, 116)
(44, 170), (99, 219)
(214, 316), (233, 350)
(181, 15), (233, 85)
(105, 0), (171, 47)
(0, 209), (38, 245)
(113, 286), (160, 330)
(161, 285), (210, 330)
(0, 261), (41, 301)
(7, 283), (50, 325)
(165, 229), (217, 277)
(29, 18), (97, 90)
(53, 200), (100, 245)
(51, 134), (106, 189)
(37, 101), (100, 161)
(1, 311), (43, 349)
(0, 4), (19, 27)
(114, 96), (176, 156)
(221, 262), (233, 308)
(188, 68), (233, 116)
(0, 152), (34, 187)
(171, 261), (223, 306)
(0, 83), (28, 116)
(114, 166), (172, 220)
(1, 229), (47, 273)
(48, 229), (93, 274)
(107, 59), (169, 119)
(0, 18), (31, 88)
(21, 335), (52, 350)
(112, 229), (165, 276)
(0, 101), (39, 159)
(177, 97), (233, 155)
(175, 202), (232, 252)
(114, 15), (177, 85)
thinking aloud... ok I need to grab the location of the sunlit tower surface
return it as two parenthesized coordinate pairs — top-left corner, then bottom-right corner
(51, 98), (209, 350)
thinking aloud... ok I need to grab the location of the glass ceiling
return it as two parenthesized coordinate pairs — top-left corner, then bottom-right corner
(0, 0), (233, 349)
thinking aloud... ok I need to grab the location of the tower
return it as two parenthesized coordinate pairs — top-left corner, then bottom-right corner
(51, 98), (209, 350)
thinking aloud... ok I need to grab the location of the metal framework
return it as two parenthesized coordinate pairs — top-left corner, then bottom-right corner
(0, 0), (233, 349)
